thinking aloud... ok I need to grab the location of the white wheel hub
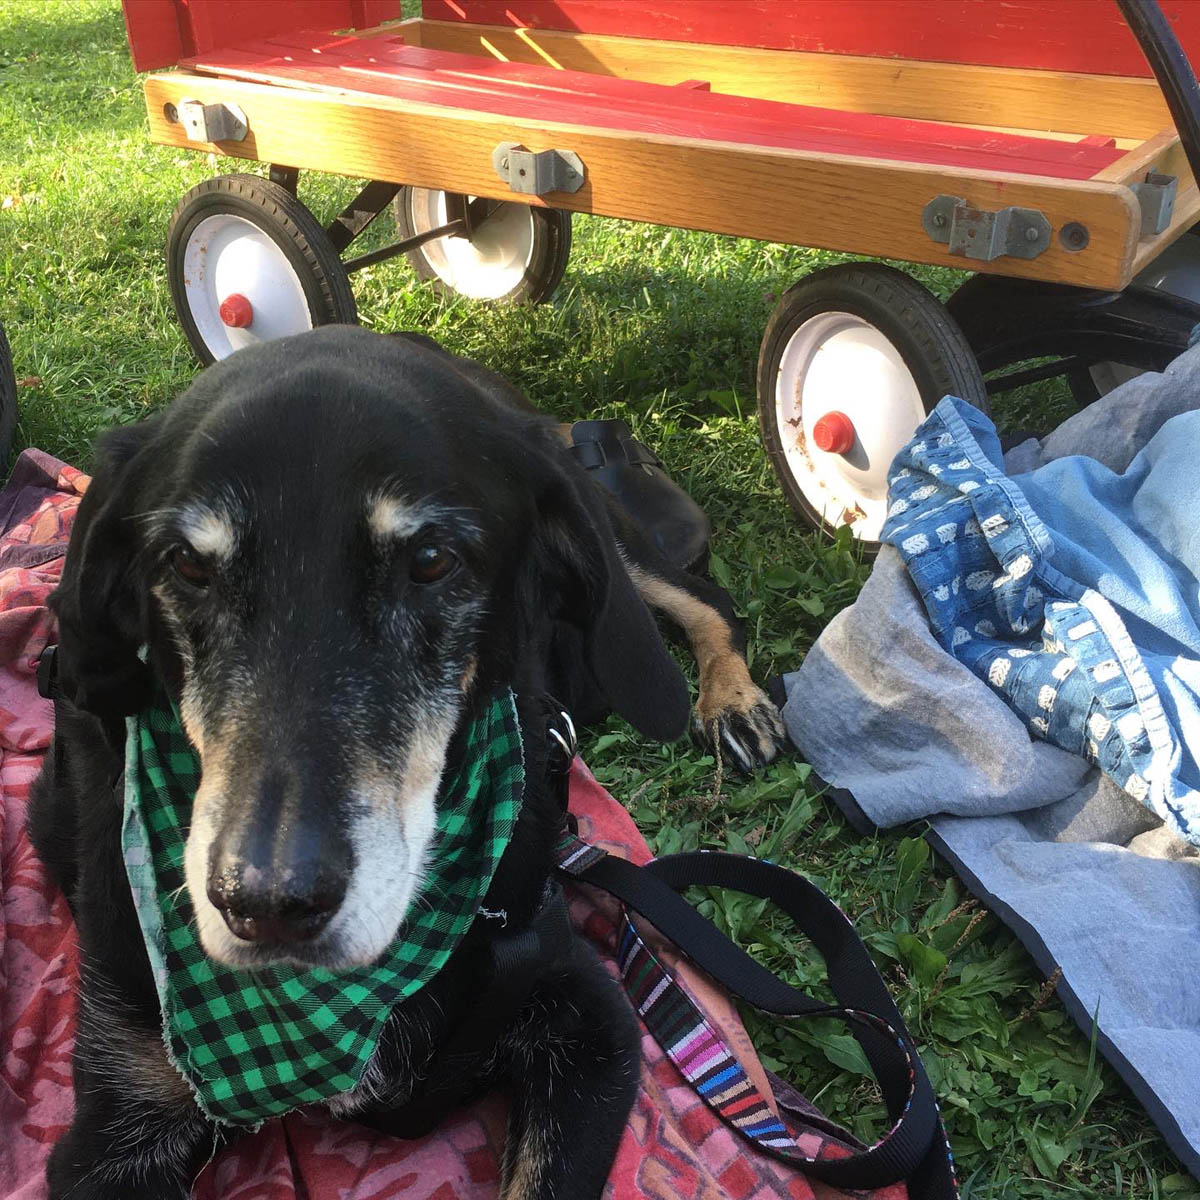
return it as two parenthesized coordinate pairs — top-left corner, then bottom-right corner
(405, 189), (534, 300)
(774, 312), (927, 542)
(182, 214), (314, 360)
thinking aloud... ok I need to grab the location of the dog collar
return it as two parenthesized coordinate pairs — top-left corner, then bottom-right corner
(121, 683), (524, 1126)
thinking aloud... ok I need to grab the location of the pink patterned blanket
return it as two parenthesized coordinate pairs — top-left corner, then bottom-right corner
(0, 451), (899, 1200)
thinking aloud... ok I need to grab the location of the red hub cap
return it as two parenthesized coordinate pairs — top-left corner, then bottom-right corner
(812, 410), (855, 455)
(218, 293), (253, 328)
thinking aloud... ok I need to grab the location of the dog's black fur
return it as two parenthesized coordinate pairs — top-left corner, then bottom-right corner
(28, 327), (778, 1199)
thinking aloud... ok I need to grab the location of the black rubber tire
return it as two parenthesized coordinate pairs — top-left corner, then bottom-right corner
(756, 262), (988, 549)
(166, 173), (358, 366)
(392, 187), (571, 305)
(0, 320), (16, 471)
(947, 272), (1196, 413)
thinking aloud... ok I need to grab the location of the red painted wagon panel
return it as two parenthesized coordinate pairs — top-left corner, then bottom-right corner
(183, 32), (1125, 180)
(121, 0), (405, 73)
(424, 0), (1200, 79)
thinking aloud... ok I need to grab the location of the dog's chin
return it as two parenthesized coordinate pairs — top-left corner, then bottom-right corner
(190, 871), (423, 971)
(185, 810), (430, 973)
(194, 916), (398, 971)
(184, 774), (442, 973)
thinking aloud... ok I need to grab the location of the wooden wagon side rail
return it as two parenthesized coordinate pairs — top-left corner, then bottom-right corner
(1094, 130), (1200, 271)
(145, 69), (1158, 290)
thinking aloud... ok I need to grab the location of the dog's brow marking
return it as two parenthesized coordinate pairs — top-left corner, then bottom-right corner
(178, 503), (235, 560)
(367, 494), (432, 541)
(367, 492), (485, 545)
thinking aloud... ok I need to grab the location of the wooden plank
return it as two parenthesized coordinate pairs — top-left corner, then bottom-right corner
(1094, 130), (1184, 184)
(183, 34), (1123, 179)
(409, 18), (1172, 141)
(422, 0), (1200, 78)
(961, 126), (1137, 150)
(121, 0), (405, 73)
(143, 71), (1141, 290)
(1127, 136), (1200, 277)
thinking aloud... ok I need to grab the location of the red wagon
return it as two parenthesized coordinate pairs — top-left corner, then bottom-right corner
(122, 0), (1200, 546)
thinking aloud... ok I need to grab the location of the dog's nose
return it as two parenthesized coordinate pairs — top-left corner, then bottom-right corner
(206, 813), (353, 946)
(206, 858), (347, 944)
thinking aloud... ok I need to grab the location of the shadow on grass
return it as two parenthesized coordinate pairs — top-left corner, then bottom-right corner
(435, 257), (782, 425)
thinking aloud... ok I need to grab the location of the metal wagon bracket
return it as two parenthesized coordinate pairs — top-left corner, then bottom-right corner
(922, 195), (1051, 262)
(492, 143), (585, 196)
(175, 98), (248, 143)
(1131, 171), (1178, 236)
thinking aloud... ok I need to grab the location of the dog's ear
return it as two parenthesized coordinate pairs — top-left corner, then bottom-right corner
(52, 418), (163, 716)
(524, 451), (690, 742)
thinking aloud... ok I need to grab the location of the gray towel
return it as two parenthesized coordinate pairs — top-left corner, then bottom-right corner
(783, 358), (1200, 1176)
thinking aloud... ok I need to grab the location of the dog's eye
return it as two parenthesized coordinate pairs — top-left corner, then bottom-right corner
(171, 546), (214, 589)
(410, 543), (457, 585)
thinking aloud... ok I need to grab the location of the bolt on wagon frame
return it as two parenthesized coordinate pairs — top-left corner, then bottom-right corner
(123, 0), (1200, 546)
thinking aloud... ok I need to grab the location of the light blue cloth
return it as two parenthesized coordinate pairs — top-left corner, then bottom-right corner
(882, 397), (1200, 846)
(782, 357), (1200, 1174)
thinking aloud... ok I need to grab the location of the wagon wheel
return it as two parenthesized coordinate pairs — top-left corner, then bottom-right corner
(948, 227), (1200, 412)
(0, 320), (16, 470)
(757, 263), (988, 549)
(393, 187), (571, 304)
(166, 174), (358, 366)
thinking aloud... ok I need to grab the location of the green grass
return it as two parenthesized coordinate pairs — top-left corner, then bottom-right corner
(1, 3), (1194, 1196)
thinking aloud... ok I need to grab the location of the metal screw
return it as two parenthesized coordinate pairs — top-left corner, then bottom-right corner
(1059, 221), (1090, 252)
(1025, 225), (1040, 243)
(931, 212), (947, 228)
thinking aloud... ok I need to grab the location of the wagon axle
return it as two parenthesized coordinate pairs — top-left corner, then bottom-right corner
(218, 293), (253, 328)
(811, 411), (856, 456)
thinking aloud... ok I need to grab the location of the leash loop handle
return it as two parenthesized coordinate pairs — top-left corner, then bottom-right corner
(557, 842), (958, 1196)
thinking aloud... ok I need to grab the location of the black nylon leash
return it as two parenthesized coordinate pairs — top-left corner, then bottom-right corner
(558, 847), (958, 1195)
(536, 690), (956, 1192)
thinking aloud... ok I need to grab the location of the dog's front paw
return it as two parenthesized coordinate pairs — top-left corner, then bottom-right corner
(692, 684), (787, 773)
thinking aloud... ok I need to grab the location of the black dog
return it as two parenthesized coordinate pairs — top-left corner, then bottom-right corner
(28, 327), (785, 1199)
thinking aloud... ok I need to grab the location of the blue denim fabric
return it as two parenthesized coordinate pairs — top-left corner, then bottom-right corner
(883, 397), (1200, 846)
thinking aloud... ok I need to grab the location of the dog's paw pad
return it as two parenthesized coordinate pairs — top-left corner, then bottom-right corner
(692, 690), (788, 774)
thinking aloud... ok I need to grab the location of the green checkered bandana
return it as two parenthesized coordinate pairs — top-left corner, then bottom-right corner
(121, 683), (524, 1126)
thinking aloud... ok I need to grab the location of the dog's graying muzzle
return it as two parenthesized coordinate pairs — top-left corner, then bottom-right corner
(206, 764), (355, 945)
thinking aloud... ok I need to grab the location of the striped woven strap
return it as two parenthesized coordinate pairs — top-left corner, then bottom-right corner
(555, 831), (809, 1156)
(617, 914), (795, 1149)
(553, 829), (959, 1197)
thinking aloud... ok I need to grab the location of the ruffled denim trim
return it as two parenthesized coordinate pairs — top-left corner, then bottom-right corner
(883, 397), (1198, 845)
